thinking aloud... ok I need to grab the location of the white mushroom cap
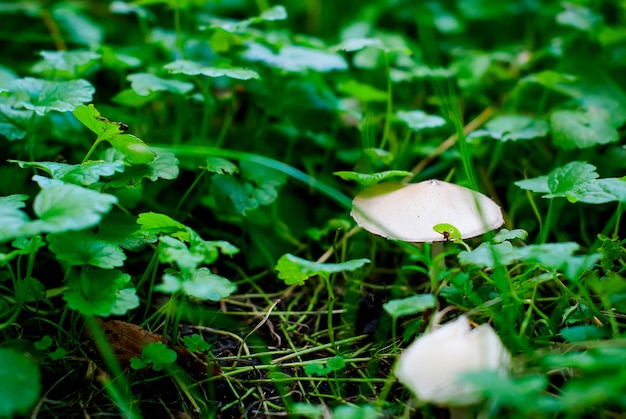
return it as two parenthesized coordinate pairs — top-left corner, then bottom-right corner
(351, 179), (504, 242)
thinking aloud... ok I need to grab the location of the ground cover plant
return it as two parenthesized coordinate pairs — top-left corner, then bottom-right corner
(1, 0), (625, 417)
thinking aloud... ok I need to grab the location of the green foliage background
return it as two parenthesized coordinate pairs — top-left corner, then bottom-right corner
(0, 0), (626, 417)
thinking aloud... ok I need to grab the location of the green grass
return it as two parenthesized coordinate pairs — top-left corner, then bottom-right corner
(0, 0), (625, 418)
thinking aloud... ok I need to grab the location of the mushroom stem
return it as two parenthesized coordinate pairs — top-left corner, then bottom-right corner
(429, 241), (445, 289)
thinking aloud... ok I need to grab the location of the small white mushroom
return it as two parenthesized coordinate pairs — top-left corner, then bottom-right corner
(395, 315), (511, 406)
(351, 179), (504, 242)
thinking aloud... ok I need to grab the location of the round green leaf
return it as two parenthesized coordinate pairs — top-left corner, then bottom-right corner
(0, 348), (41, 417)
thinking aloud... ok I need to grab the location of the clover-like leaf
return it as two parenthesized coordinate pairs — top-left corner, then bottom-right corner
(478, 114), (548, 141)
(137, 212), (186, 236)
(515, 161), (600, 202)
(108, 134), (155, 164)
(275, 253), (370, 285)
(14, 278), (46, 302)
(305, 355), (346, 376)
(493, 229), (528, 243)
(0, 103), (32, 140)
(63, 269), (139, 316)
(11, 160), (125, 186)
(205, 157), (238, 175)
(164, 60), (259, 80)
(383, 294), (436, 318)
(48, 231), (126, 268)
(0, 348), (41, 417)
(128, 73), (194, 96)
(181, 267), (237, 301)
(73, 104), (127, 142)
(333, 170), (412, 186)
(242, 43), (348, 73)
(159, 235), (204, 273)
(130, 342), (177, 371)
(11, 77), (94, 115)
(331, 38), (385, 52)
(551, 109), (618, 149)
(104, 150), (179, 186)
(458, 241), (518, 267)
(33, 50), (101, 75)
(396, 110), (447, 131)
(0, 195), (30, 242)
(201, 5), (286, 33)
(545, 162), (599, 199)
(560, 325), (608, 343)
(29, 184), (117, 234)
(183, 334), (210, 352)
(96, 213), (157, 251)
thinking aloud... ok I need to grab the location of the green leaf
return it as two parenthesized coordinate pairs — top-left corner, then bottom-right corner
(209, 161), (287, 216)
(556, 3), (602, 33)
(396, 110), (447, 131)
(137, 212), (186, 236)
(33, 50), (101, 75)
(305, 355), (346, 376)
(14, 278), (46, 302)
(331, 38), (384, 52)
(337, 79), (387, 102)
(545, 162), (599, 198)
(205, 157), (238, 175)
(159, 235), (204, 272)
(189, 229), (239, 262)
(542, 347), (626, 372)
(96, 213), (158, 251)
(1, 236), (46, 265)
(550, 109), (618, 149)
(461, 371), (550, 415)
(433, 223), (463, 241)
(104, 150), (179, 186)
(29, 184), (117, 234)
(63, 269), (139, 316)
(259, 5), (287, 21)
(181, 268), (237, 301)
(108, 134), (155, 164)
(515, 161), (600, 202)
(0, 195), (30, 242)
(458, 241), (519, 267)
(112, 88), (160, 106)
(128, 73), (194, 96)
(333, 170), (411, 186)
(514, 176), (550, 194)
(130, 342), (177, 371)
(164, 60), (260, 80)
(11, 160), (125, 186)
(493, 229), (528, 243)
(242, 42), (348, 73)
(10, 77), (94, 115)
(0, 103), (32, 140)
(383, 294), (436, 318)
(201, 4), (287, 33)
(183, 334), (210, 352)
(73, 104), (127, 141)
(560, 325), (608, 342)
(34, 336), (53, 351)
(48, 231), (126, 268)
(515, 242), (582, 269)
(479, 114), (549, 141)
(275, 253), (370, 285)
(0, 348), (41, 417)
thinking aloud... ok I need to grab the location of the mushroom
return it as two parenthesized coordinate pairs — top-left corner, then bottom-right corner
(395, 315), (511, 411)
(350, 179), (504, 243)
